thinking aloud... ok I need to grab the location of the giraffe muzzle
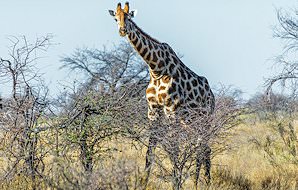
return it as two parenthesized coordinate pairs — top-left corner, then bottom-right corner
(119, 28), (127, 37)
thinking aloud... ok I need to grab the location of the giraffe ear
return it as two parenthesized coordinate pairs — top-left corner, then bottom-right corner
(129, 10), (137, 18)
(117, 3), (122, 11)
(108, 10), (115, 17)
(124, 2), (129, 13)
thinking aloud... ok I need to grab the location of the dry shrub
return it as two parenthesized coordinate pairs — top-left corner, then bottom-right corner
(260, 175), (298, 190)
(132, 87), (246, 190)
(210, 167), (253, 190)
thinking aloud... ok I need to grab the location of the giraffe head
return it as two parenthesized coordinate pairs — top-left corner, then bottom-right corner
(109, 2), (136, 37)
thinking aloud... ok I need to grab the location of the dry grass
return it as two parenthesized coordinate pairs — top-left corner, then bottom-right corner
(0, 118), (297, 189)
(213, 118), (298, 190)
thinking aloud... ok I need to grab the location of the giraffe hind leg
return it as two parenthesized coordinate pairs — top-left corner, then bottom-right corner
(195, 144), (211, 188)
(195, 155), (203, 189)
(204, 145), (211, 184)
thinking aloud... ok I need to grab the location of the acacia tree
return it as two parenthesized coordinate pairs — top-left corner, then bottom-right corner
(0, 35), (52, 189)
(46, 42), (150, 189)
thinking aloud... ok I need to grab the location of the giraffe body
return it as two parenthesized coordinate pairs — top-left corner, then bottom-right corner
(109, 2), (214, 184)
(125, 20), (215, 121)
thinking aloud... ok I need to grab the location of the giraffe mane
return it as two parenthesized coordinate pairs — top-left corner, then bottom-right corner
(129, 19), (161, 44)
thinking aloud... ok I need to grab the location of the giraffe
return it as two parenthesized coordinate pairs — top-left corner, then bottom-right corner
(109, 2), (215, 184)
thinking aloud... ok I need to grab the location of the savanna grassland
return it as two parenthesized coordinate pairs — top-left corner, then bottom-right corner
(0, 5), (297, 190)
(101, 116), (298, 190)
(0, 112), (297, 190)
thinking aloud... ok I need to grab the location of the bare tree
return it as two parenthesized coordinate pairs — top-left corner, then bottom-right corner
(60, 41), (149, 93)
(43, 42), (150, 189)
(250, 8), (298, 182)
(247, 92), (297, 121)
(0, 36), (247, 189)
(0, 35), (52, 189)
(134, 87), (245, 190)
(58, 42), (247, 190)
(248, 92), (298, 174)
(266, 9), (298, 97)
(42, 82), (147, 189)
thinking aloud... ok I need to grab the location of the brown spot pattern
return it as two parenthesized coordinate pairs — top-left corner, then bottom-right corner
(159, 86), (166, 90)
(140, 47), (148, 57)
(168, 64), (175, 73)
(162, 75), (171, 83)
(147, 97), (157, 103)
(158, 60), (165, 69)
(145, 52), (151, 61)
(126, 27), (215, 121)
(136, 42), (142, 51)
(146, 87), (156, 94)
(152, 52), (158, 62)
(191, 79), (198, 87)
(158, 93), (167, 103)
(186, 82), (191, 91)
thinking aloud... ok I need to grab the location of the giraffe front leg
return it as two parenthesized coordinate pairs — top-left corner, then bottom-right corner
(147, 104), (159, 121)
(163, 105), (178, 125)
(195, 146), (203, 188)
(144, 129), (158, 188)
(144, 106), (159, 186)
(145, 128), (158, 172)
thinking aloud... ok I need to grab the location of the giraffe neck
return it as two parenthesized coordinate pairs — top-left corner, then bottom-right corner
(126, 20), (169, 78)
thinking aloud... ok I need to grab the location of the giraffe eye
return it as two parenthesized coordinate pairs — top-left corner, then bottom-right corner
(114, 19), (117, 22)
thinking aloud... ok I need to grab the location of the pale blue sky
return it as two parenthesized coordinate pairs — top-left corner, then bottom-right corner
(0, 0), (296, 98)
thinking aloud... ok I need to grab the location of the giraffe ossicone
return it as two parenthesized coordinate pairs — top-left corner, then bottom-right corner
(109, 1), (215, 184)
